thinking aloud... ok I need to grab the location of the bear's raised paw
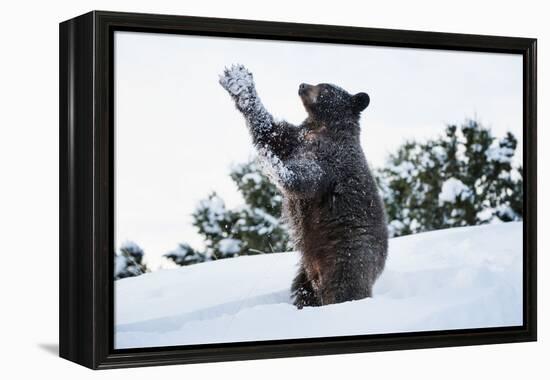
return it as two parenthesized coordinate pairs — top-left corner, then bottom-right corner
(219, 64), (255, 97)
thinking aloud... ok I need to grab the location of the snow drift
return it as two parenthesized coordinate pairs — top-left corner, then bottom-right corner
(115, 222), (523, 349)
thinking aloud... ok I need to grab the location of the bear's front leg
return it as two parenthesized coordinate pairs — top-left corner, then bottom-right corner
(219, 64), (301, 160)
(219, 64), (274, 135)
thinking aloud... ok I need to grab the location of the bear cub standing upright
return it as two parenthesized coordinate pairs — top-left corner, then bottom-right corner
(219, 64), (388, 308)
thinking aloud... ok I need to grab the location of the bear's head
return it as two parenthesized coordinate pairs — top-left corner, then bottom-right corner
(298, 83), (370, 124)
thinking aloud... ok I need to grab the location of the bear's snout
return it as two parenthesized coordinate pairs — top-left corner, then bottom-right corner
(299, 83), (312, 96)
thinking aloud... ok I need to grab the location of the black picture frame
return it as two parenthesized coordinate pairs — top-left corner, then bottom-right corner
(59, 10), (537, 370)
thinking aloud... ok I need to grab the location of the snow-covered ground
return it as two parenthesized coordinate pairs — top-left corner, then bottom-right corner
(115, 222), (523, 349)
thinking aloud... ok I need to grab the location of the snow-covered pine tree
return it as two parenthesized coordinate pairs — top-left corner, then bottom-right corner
(228, 160), (290, 253)
(377, 119), (522, 237)
(114, 241), (149, 280)
(164, 159), (291, 266)
(164, 243), (205, 266)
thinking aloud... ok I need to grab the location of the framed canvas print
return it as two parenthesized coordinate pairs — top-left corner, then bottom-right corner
(59, 11), (537, 369)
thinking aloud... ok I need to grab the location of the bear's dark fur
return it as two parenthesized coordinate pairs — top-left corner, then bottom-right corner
(220, 65), (388, 308)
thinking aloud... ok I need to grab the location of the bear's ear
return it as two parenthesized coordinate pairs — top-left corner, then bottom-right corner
(352, 92), (370, 112)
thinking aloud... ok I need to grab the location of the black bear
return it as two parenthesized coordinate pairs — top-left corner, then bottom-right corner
(219, 64), (388, 308)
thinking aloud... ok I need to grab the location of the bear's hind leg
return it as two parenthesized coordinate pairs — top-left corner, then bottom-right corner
(291, 266), (320, 309)
(320, 260), (372, 305)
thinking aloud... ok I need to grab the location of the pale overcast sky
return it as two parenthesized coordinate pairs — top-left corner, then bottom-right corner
(114, 31), (523, 269)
